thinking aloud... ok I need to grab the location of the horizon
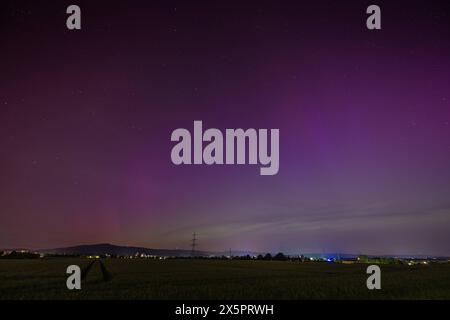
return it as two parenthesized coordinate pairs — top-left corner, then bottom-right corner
(2, 241), (450, 258)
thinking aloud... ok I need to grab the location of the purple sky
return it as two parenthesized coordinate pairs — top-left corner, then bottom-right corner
(1, 0), (450, 255)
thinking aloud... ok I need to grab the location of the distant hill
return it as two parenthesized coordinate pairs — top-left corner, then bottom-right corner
(39, 243), (197, 257)
(38, 243), (260, 257)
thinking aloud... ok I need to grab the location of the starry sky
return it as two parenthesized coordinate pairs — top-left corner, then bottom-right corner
(1, 0), (450, 255)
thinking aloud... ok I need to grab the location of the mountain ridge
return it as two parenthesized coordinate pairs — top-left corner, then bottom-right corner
(37, 243), (260, 257)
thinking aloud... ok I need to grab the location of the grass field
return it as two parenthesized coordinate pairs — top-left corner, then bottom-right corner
(0, 259), (449, 299)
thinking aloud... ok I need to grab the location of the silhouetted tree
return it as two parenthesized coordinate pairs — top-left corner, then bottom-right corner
(274, 252), (287, 261)
(264, 253), (272, 260)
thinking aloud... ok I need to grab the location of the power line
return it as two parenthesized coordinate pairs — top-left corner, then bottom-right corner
(191, 232), (197, 256)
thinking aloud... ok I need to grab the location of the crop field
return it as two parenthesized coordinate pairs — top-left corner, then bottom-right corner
(0, 259), (449, 299)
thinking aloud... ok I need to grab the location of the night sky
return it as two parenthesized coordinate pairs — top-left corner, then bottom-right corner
(1, 0), (450, 255)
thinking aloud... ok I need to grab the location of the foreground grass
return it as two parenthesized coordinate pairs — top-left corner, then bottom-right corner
(0, 259), (449, 299)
